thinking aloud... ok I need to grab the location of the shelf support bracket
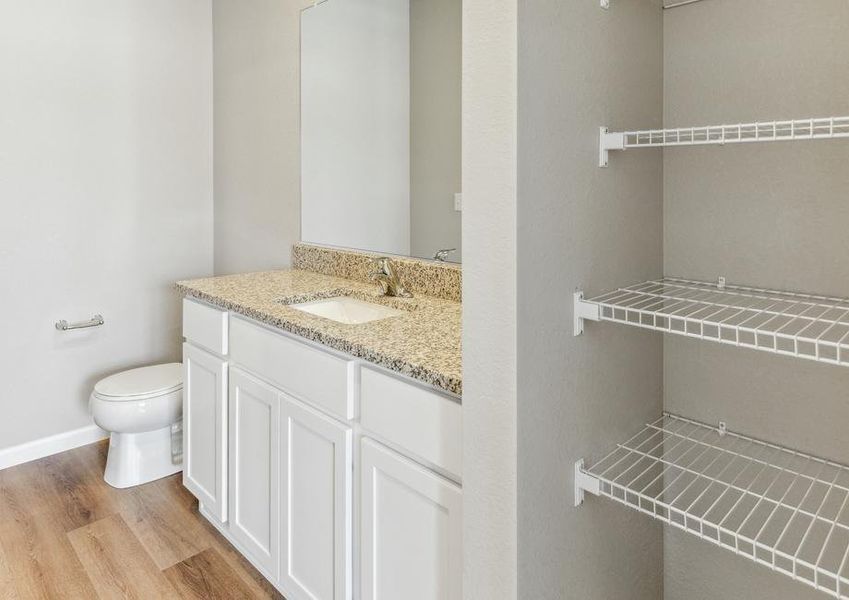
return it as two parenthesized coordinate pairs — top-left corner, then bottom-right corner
(574, 459), (600, 507)
(599, 127), (626, 167)
(574, 291), (600, 336)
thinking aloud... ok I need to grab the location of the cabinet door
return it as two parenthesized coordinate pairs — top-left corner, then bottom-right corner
(182, 343), (228, 522)
(229, 368), (281, 581)
(280, 395), (353, 600)
(360, 439), (462, 600)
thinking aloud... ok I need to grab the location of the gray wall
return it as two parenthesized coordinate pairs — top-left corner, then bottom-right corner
(517, 1), (664, 598)
(663, 1), (849, 598)
(0, 0), (212, 452)
(410, 0), (462, 262)
(212, 0), (308, 275)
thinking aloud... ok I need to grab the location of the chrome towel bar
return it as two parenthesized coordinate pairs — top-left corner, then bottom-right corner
(663, 0), (710, 9)
(55, 314), (105, 331)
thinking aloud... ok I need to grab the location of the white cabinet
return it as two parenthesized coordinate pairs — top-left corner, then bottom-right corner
(228, 368), (281, 580)
(183, 309), (461, 600)
(182, 343), (228, 523)
(280, 395), (352, 600)
(360, 438), (463, 600)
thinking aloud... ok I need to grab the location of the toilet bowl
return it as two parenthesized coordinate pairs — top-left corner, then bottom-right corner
(90, 363), (183, 489)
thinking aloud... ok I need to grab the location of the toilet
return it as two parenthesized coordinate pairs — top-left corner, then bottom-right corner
(90, 363), (183, 489)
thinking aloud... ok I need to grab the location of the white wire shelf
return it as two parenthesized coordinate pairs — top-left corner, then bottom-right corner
(576, 413), (849, 599)
(574, 277), (849, 367)
(599, 116), (849, 166)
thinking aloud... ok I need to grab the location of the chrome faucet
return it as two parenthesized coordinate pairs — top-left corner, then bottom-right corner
(433, 248), (457, 262)
(370, 257), (412, 298)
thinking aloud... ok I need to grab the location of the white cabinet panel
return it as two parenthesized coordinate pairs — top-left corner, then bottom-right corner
(281, 395), (353, 600)
(360, 439), (462, 600)
(183, 298), (229, 355)
(182, 343), (228, 522)
(229, 368), (281, 581)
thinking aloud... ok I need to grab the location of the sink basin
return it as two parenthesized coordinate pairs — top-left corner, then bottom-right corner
(288, 296), (406, 325)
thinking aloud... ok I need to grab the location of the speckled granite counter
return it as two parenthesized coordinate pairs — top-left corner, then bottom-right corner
(176, 269), (462, 396)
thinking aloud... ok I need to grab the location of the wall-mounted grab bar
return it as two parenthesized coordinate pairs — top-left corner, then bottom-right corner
(55, 314), (105, 331)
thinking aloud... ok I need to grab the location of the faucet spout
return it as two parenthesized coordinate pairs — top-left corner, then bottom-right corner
(433, 248), (457, 262)
(370, 258), (413, 298)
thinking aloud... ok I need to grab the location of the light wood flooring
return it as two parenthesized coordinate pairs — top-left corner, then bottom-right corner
(0, 440), (284, 599)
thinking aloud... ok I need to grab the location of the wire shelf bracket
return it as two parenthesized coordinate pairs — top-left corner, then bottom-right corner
(577, 277), (849, 368)
(599, 127), (625, 167)
(574, 291), (601, 336)
(599, 116), (849, 167)
(575, 458), (601, 507)
(575, 413), (849, 599)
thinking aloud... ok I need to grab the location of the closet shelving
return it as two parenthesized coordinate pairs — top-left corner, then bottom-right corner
(599, 116), (849, 166)
(579, 12), (849, 590)
(580, 8), (849, 598)
(575, 414), (849, 599)
(574, 278), (849, 367)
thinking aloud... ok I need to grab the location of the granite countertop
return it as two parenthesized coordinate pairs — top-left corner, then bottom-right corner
(176, 269), (462, 396)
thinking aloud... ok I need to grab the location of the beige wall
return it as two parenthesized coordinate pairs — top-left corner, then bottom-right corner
(461, 0), (517, 597)
(663, 1), (849, 598)
(410, 0), (462, 262)
(517, 1), (664, 598)
(212, 0), (310, 275)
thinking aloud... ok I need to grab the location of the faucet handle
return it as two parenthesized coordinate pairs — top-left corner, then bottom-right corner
(371, 257), (390, 273)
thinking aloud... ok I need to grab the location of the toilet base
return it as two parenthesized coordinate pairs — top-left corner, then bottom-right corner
(104, 425), (182, 489)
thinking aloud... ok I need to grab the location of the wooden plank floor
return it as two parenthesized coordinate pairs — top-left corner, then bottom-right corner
(0, 441), (285, 599)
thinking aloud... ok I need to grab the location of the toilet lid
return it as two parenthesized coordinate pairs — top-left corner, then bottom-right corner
(94, 363), (183, 400)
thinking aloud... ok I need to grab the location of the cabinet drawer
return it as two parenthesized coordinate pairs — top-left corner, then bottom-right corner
(360, 367), (462, 480)
(183, 298), (229, 356)
(229, 316), (354, 420)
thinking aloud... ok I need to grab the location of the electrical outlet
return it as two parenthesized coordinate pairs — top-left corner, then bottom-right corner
(454, 193), (462, 212)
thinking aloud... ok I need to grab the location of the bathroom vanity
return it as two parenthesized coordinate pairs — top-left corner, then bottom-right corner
(177, 263), (462, 600)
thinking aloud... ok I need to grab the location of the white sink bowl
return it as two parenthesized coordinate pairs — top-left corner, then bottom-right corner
(289, 296), (406, 325)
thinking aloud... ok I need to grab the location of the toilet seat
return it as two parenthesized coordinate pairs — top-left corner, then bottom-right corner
(94, 363), (182, 401)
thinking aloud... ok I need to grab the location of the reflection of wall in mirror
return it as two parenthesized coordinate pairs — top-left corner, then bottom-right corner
(301, 0), (462, 263)
(410, 0), (462, 262)
(301, 0), (412, 256)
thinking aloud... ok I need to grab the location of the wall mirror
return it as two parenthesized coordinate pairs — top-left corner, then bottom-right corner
(300, 0), (462, 263)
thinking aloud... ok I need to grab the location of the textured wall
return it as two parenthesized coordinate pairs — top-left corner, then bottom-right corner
(461, 0), (518, 597)
(517, 1), (664, 598)
(0, 0), (213, 450)
(663, 1), (849, 598)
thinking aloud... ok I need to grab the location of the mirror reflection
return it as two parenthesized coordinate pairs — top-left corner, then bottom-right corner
(301, 0), (462, 263)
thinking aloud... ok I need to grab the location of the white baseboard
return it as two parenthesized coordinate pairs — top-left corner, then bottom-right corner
(0, 424), (109, 471)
